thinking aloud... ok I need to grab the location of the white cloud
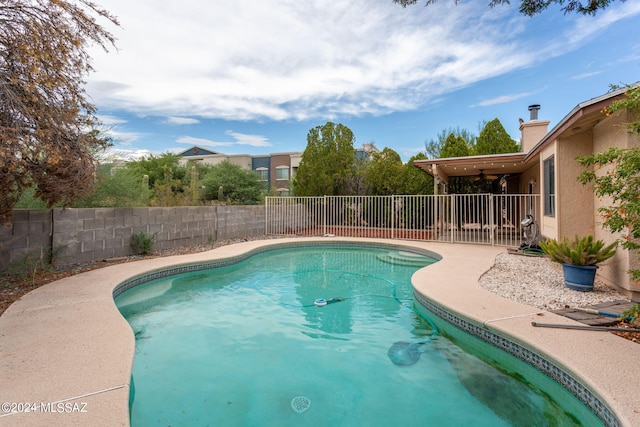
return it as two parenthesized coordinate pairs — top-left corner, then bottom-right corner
(176, 131), (272, 148)
(471, 92), (534, 107)
(571, 71), (603, 80)
(176, 136), (232, 147)
(86, 0), (638, 123)
(224, 131), (271, 147)
(166, 116), (200, 125)
(617, 49), (640, 64)
(97, 114), (127, 125)
(103, 127), (143, 147)
(400, 146), (426, 160)
(566, 1), (640, 46)
(103, 148), (153, 161)
(95, 114), (144, 146)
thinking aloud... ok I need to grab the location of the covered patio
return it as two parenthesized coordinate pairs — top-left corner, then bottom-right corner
(412, 151), (535, 196)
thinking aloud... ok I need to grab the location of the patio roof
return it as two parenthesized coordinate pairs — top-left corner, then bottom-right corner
(412, 152), (529, 184)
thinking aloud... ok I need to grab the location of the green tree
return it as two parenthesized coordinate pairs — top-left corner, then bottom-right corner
(0, 0), (119, 221)
(151, 170), (189, 207)
(124, 153), (190, 206)
(606, 84), (640, 135)
(14, 188), (48, 210)
(474, 118), (519, 155)
(345, 155), (371, 195)
(577, 84), (640, 282)
(201, 161), (262, 204)
(73, 165), (149, 208)
(401, 152), (433, 195)
(440, 133), (475, 193)
(441, 133), (471, 158)
(393, 0), (620, 16)
(124, 153), (185, 190)
(425, 127), (475, 159)
(365, 148), (405, 195)
(293, 122), (356, 196)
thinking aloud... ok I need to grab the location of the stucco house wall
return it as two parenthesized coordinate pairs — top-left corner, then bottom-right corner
(555, 131), (594, 239)
(589, 110), (639, 294)
(536, 107), (638, 297)
(515, 165), (539, 195)
(520, 120), (551, 152)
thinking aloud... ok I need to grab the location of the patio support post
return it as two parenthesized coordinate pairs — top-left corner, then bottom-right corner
(450, 196), (455, 244)
(489, 195), (495, 246)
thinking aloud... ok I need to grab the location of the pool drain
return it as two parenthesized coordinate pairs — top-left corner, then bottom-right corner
(291, 396), (311, 413)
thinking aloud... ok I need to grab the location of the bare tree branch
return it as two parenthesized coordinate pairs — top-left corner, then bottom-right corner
(0, 0), (119, 220)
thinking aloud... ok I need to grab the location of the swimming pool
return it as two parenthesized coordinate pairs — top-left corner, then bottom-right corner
(115, 243), (604, 426)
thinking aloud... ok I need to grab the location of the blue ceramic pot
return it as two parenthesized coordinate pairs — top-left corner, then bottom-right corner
(562, 264), (597, 292)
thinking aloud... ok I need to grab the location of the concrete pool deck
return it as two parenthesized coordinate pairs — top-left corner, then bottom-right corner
(0, 237), (638, 426)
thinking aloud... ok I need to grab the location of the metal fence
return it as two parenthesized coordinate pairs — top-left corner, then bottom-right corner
(265, 194), (540, 247)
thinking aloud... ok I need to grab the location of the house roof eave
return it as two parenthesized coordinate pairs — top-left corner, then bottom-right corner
(523, 83), (638, 162)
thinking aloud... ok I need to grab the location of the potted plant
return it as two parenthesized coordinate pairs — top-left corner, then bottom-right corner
(539, 235), (617, 292)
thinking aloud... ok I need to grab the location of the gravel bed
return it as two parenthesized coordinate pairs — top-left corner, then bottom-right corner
(479, 252), (629, 311)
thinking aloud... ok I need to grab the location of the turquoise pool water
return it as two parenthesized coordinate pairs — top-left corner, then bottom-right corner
(116, 245), (603, 426)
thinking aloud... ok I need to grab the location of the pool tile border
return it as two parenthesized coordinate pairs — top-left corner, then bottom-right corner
(415, 292), (619, 427)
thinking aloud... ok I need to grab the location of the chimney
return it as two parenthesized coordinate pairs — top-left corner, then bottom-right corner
(520, 104), (549, 153)
(528, 104), (541, 121)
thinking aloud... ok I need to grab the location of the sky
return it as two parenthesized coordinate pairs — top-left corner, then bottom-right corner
(85, 0), (640, 162)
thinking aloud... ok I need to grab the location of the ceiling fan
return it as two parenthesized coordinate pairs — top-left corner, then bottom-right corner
(474, 170), (499, 181)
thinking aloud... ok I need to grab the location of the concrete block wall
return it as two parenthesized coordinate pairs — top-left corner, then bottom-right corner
(1, 206), (265, 269)
(0, 210), (53, 267)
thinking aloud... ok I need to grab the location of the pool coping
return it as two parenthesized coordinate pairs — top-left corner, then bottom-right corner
(1, 237), (638, 426)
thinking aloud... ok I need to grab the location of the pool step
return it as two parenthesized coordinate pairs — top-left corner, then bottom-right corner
(377, 251), (434, 267)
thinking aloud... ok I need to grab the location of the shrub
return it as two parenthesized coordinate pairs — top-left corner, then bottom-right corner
(130, 231), (157, 255)
(539, 235), (617, 266)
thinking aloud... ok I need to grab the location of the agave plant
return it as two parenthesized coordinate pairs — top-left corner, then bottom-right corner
(539, 235), (617, 266)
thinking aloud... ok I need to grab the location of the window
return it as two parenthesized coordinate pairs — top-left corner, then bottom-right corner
(543, 156), (555, 217)
(256, 168), (268, 181)
(276, 166), (289, 181)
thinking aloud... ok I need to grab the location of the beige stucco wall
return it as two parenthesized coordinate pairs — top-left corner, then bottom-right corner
(515, 164), (539, 195)
(180, 155), (226, 166)
(556, 131), (595, 239)
(520, 120), (550, 153)
(537, 117), (640, 299)
(179, 154), (253, 170)
(590, 111), (640, 297)
(226, 154), (253, 170)
(290, 153), (302, 168)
